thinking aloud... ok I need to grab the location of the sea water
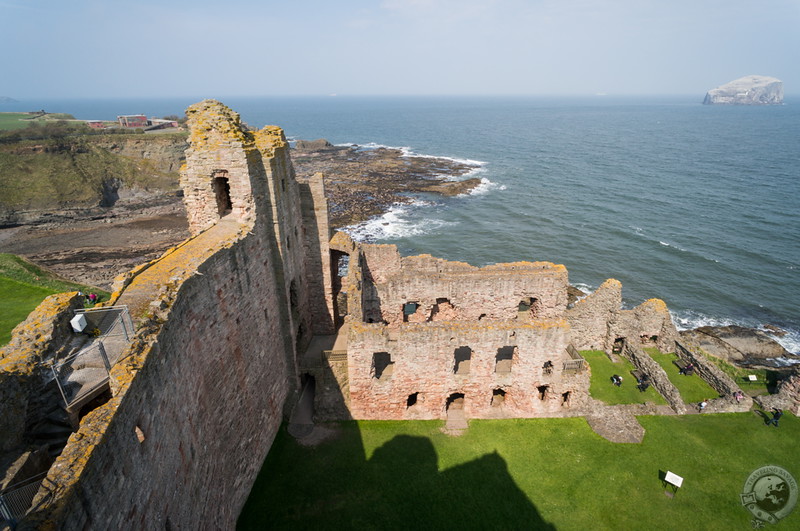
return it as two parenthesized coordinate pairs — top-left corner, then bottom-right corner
(6, 96), (799, 354)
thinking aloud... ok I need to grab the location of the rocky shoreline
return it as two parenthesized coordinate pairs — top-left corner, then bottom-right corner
(1, 137), (797, 368)
(0, 140), (482, 289)
(292, 140), (482, 228)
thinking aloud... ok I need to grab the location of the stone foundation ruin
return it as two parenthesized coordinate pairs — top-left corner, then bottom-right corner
(0, 100), (771, 529)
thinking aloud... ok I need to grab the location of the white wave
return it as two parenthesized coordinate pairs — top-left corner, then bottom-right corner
(460, 177), (507, 197)
(771, 356), (800, 367)
(572, 283), (596, 295)
(335, 141), (487, 168)
(342, 202), (456, 242)
(671, 309), (740, 331)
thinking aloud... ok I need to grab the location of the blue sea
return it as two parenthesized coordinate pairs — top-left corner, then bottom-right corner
(4, 96), (799, 354)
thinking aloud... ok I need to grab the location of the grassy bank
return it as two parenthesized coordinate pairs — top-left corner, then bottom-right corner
(239, 414), (798, 530)
(0, 254), (107, 345)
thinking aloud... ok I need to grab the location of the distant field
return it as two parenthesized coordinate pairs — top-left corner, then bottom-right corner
(239, 414), (799, 530)
(0, 112), (77, 131)
(0, 253), (108, 345)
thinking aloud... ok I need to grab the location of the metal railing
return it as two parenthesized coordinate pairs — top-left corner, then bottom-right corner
(51, 306), (134, 409)
(52, 342), (112, 408)
(74, 305), (134, 342)
(0, 473), (50, 528)
(563, 344), (586, 374)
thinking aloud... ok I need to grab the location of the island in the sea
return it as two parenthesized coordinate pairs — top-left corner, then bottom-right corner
(703, 75), (783, 105)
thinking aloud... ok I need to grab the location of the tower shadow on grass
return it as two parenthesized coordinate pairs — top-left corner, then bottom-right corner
(238, 426), (556, 530)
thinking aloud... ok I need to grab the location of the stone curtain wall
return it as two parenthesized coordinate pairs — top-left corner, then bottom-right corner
(30, 233), (292, 530)
(298, 173), (335, 335)
(347, 319), (589, 419)
(566, 279), (622, 351)
(19, 100), (323, 529)
(566, 279), (679, 354)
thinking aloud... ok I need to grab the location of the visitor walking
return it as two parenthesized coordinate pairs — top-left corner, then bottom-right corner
(770, 408), (783, 427)
(698, 400), (707, 412)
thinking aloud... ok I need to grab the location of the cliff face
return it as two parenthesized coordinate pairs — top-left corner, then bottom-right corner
(0, 133), (186, 225)
(703, 75), (783, 105)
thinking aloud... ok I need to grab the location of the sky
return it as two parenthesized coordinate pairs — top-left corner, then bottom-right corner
(1, 0), (798, 98)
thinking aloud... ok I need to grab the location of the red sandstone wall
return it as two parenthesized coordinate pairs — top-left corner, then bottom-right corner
(33, 233), (291, 530)
(347, 319), (588, 420)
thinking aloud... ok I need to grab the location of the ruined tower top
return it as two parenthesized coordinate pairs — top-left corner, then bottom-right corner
(180, 100), (289, 235)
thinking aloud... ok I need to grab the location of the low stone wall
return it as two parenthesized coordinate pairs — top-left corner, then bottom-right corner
(622, 343), (686, 414)
(755, 373), (800, 415)
(675, 341), (752, 413)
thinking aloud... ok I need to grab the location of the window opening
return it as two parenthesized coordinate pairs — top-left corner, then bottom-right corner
(612, 337), (625, 354)
(372, 352), (394, 379)
(454, 346), (472, 375)
(517, 297), (540, 319)
(430, 298), (454, 321)
(561, 391), (571, 405)
(403, 302), (419, 322)
(495, 346), (515, 374)
(491, 388), (506, 407)
(537, 385), (549, 400)
(407, 392), (419, 408)
(212, 172), (232, 216)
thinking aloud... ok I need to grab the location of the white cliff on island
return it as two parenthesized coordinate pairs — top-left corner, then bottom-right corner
(703, 75), (783, 105)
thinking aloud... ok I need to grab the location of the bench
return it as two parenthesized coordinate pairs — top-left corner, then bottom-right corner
(631, 370), (651, 392)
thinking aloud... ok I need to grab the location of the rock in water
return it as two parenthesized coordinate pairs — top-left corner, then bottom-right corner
(703, 75), (783, 105)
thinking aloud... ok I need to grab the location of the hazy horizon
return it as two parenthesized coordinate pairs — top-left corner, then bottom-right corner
(2, 0), (798, 99)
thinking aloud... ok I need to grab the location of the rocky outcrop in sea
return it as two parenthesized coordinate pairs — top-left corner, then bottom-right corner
(703, 75), (783, 105)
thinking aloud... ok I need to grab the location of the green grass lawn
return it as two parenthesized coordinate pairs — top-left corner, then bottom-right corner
(0, 253), (108, 345)
(582, 350), (667, 405)
(703, 354), (776, 396)
(238, 413), (799, 530)
(0, 277), (59, 345)
(645, 349), (720, 404)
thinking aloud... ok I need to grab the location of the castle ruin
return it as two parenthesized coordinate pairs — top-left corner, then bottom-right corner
(0, 100), (757, 529)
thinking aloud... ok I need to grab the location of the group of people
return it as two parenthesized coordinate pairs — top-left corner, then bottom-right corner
(77, 291), (99, 305)
(611, 374), (623, 387)
(678, 362), (695, 375)
(733, 390), (745, 403)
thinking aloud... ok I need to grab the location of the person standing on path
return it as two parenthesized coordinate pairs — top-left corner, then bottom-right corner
(770, 408), (783, 427)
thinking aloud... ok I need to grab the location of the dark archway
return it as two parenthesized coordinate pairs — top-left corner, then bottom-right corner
(212, 171), (232, 216)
